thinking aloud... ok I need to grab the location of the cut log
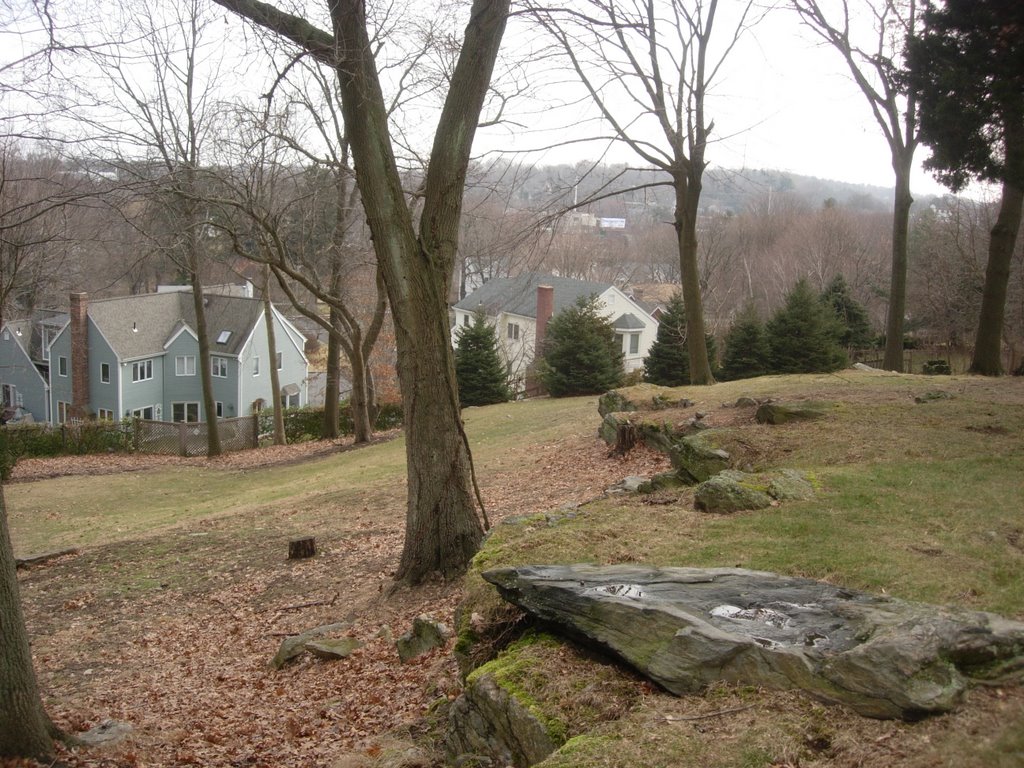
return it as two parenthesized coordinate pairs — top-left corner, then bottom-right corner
(15, 547), (78, 569)
(288, 537), (316, 560)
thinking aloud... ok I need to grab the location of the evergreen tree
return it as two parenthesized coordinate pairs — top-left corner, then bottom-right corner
(820, 275), (874, 350)
(907, 0), (1024, 376)
(539, 296), (624, 397)
(644, 294), (717, 386)
(767, 279), (847, 374)
(454, 312), (510, 407)
(721, 303), (772, 381)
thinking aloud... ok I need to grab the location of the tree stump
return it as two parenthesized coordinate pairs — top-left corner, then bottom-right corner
(288, 537), (316, 560)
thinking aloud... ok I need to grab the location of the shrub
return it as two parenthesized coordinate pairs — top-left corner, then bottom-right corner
(721, 303), (772, 381)
(539, 295), (624, 397)
(767, 279), (847, 374)
(644, 293), (718, 386)
(454, 312), (511, 407)
(260, 401), (404, 443)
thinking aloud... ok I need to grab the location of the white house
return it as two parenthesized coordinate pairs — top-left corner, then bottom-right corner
(451, 273), (659, 390)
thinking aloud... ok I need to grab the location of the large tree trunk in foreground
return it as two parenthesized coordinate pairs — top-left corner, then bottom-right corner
(213, 0), (506, 582)
(883, 160), (914, 372)
(0, 486), (56, 760)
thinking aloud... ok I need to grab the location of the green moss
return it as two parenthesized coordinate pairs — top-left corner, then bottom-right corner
(468, 632), (570, 745)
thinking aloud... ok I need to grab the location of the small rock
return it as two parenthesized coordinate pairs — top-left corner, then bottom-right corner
(734, 397), (758, 408)
(78, 720), (133, 747)
(915, 391), (954, 403)
(306, 637), (361, 660)
(397, 615), (451, 663)
(611, 476), (648, 493)
(756, 402), (830, 425)
(270, 621), (350, 669)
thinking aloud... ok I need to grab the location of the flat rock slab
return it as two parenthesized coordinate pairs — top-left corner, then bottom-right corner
(483, 565), (1024, 720)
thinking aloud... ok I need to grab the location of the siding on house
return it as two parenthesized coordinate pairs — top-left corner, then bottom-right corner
(11, 289), (308, 425)
(0, 322), (50, 422)
(453, 274), (659, 384)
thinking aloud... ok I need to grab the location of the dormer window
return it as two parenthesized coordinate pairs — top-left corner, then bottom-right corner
(216, 330), (232, 344)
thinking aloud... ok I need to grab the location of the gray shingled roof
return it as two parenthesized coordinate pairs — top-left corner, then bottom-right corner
(453, 273), (612, 319)
(86, 292), (266, 361)
(611, 312), (645, 330)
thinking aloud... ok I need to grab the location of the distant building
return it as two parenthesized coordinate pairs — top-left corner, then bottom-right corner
(452, 273), (659, 391)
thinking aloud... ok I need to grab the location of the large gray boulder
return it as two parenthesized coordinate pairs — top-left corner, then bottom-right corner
(483, 564), (1024, 720)
(598, 385), (694, 417)
(694, 468), (816, 513)
(669, 434), (731, 484)
(755, 402), (832, 425)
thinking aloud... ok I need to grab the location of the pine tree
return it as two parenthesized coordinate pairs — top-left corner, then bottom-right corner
(539, 296), (624, 397)
(721, 303), (772, 381)
(644, 294), (717, 386)
(767, 279), (847, 374)
(820, 275), (874, 350)
(454, 313), (510, 407)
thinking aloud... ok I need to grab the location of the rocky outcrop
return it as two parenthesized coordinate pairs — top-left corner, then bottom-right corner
(483, 564), (1024, 720)
(598, 385), (693, 417)
(695, 469), (816, 513)
(755, 402), (833, 425)
(445, 668), (559, 767)
(669, 433), (731, 484)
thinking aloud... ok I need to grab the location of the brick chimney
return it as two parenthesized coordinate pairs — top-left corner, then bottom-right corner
(70, 292), (90, 419)
(534, 284), (554, 355)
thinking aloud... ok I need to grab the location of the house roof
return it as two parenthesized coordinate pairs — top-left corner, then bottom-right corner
(611, 312), (645, 330)
(4, 310), (69, 362)
(84, 291), (266, 361)
(454, 273), (614, 319)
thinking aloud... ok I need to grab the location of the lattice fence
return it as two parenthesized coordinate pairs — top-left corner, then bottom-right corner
(133, 416), (258, 457)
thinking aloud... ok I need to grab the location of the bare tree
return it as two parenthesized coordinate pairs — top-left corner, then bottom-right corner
(213, 0), (508, 582)
(532, 0), (764, 384)
(791, 0), (919, 371)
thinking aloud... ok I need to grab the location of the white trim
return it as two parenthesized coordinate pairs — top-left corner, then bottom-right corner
(163, 322), (199, 350)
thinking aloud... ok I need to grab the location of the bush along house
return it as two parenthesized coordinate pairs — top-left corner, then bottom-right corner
(45, 290), (308, 425)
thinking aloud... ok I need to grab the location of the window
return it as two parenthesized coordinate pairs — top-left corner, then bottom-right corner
(2, 330), (8, 341)
(101, 363), (110, 383)
(131, 406), (155, 420)
(252, 356), (260, 376)
(2, 384), (13, 407)
(216, 330), (232, 344)
(507, 322), (520, 341)
(275, 351), (283, 370)
(98, 408), (114, 421)
(172, 402), (200, 423)
(175, 355), (196, 376)
(57, 401), (70, 423)
(58, 356), (68, 377)
(211, 356), (228, 378)
(41, 328), (51, 360)
(132, 360), (153, 382)
(462, 314), (470, 327)
(614, 333), (624, 352)
(629, 333), (640, 355)
(215, 401), (224, 418)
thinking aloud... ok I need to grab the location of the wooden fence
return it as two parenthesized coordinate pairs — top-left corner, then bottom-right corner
(133, 416), (259, 457)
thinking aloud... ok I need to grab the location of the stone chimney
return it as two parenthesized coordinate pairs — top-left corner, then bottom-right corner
(534, 284), (554, 355)
(70, 292), (90, 419)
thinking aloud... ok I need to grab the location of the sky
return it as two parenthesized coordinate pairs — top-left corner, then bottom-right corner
(471, 1), (959, 201)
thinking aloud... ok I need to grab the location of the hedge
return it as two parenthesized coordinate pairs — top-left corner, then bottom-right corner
(258, 401), (403, 443)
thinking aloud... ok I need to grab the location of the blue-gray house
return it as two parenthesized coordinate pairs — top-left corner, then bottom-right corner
(0, 310), (68, 423)
(42, 291), (308, 424)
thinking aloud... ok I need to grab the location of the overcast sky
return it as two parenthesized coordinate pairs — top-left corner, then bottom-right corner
(473, 1), (960, 201)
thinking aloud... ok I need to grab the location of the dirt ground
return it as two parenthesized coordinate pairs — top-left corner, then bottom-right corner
(10, 433), (669, 768)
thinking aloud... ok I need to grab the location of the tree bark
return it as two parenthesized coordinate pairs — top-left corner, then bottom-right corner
(212, 0), (506, 581)
(970, 121), (1024, 376)
(883, 157), (914, 371)
(324, 310), (342, 440)
(674, 168), (715, 385)
(261, 266), (286, 445)
(0, 486), (56, 760)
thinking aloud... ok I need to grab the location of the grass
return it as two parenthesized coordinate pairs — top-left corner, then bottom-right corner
(9, 369), (1024, 767)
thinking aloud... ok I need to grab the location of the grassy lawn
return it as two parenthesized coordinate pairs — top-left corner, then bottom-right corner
(8, 370), (1024, 768)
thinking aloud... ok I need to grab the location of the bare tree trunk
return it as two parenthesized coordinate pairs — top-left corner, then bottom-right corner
(188, 267), (222, 457)
(970, 129), (1024, 376)
(324, 310), (342, 440)
(675, 169), (715, 384)
(884, 160), (914, 371)
(213, 0), (504, 582)
(0, 486), (56, 760)
(261, 266), (286, 445)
